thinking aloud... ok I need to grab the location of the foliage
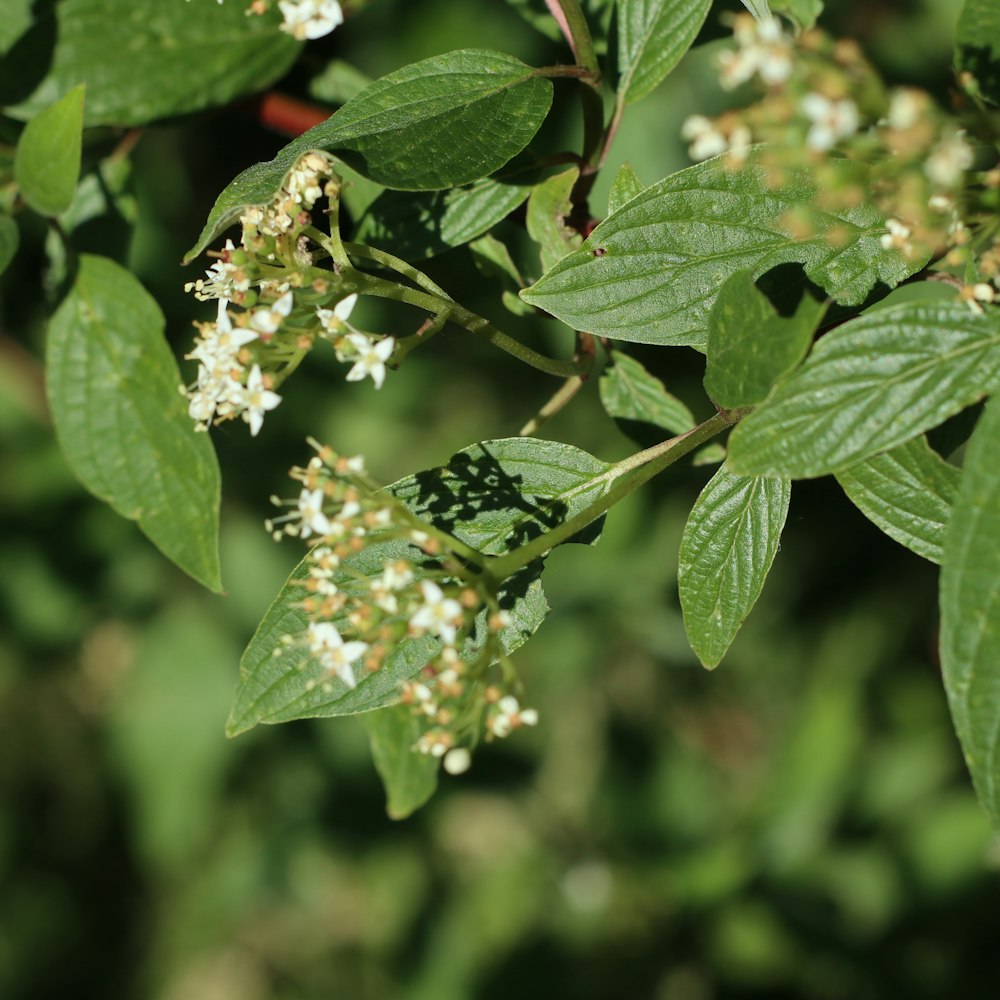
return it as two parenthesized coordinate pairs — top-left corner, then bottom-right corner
(3, 0), (1000, 820)
(3, 0), (1000, 993)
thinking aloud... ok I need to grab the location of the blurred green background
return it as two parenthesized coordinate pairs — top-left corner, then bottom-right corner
(2, 0), (998, 997)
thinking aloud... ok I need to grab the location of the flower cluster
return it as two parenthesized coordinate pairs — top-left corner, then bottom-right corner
(678, 13), (998, 309)
(195, 0), (344, 41)
(182, 152), (399, 435)
(269, 444), (538, 773)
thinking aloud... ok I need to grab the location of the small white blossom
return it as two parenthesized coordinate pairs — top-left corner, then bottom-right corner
(370, 560), (415, 613)
(409, 580), (464, 646)
(184, 240), (251, 301)
(443, 747), (472, 775)
(886, 88), (923, 130)
(801, 93), (860, 151)
(297, 488), (332, 538)
(307, 621), (367, 688)
(718, 14), (792, 91)
(345, 334), (395, 389)
(316, 293), (358, 334)
(680, 115), (729, 161)
(240, 365), (282, 436)
(880, 218), (914, 256)
(925, 132), (974, 188)
(278, 0), (344, 40)
(249, 290), (294, 336)
(490, 695), (539, 739)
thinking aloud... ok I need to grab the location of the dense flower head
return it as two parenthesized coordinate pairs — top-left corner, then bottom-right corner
(181, 153), (403, 437)
(678, 17), (992, 288)
(268, 442), (537, 768)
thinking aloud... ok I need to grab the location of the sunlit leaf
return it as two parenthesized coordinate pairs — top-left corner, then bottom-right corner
(705, 269), (826, 408)
(600, 350), (695, 433)
(679, 465), (790, 668)
(521, 156), (917, 350)
(728, 302), (1000, 478)
(186, 50), (552, 262)
(526, 166), (581, 272)
(940, 397), (1000, 824)
(46, 255), (222, 591)
(2, 0), (299, 126)
(836, 436), (960, 564)
(607, 162), (643, 216)
(355, 176), (531, 261)
(617, 0), (712, 104)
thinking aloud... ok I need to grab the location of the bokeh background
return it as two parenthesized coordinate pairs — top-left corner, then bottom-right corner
(2, 0), (998, 997)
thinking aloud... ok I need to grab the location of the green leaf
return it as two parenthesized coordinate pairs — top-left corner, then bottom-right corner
(355, 176), (531, 261)
(309, 59), (374, 105)
(365, 705), (440, 819)
(955, 0), (1000, 104)
(0, 215), (17, 275)
(14, 84), (84, 217)
(227, 438), (611, 736)
(678, 465), (790, 668)
(470, 234), (533, 316)
(940, 396), (1000, 824)
(599, 350), (695, 433)
(441, 177), (533, 247)
(186, 50), (553, 262)
(526, 166), (582, 273)
(607, 162), (643, 216)
(836, 436), (960, 564)
(1, 0), (300, 126)
(769, 0), (823, 29)
(521, 156), (918, 350)
(0, 0), (32, 59)
(617, 0), (712, 104)
(46, 255), (222, 591)
(704, 269), (827, 408)
(728, 302), (1000, 479)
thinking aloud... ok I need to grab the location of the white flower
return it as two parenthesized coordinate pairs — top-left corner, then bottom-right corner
(800, 93), (860, 151)
(297, 488), (331, 537)
(249, 291), (294, 336)
(718, 14), (792, 91)
(490, 695), (539, 739)
(879, 218), (914, 255)
(316, 293), (358, 335)
(307, 622), (367, 688)
(925, 132), (974, 188)
(278, 0), (344, 40)
(345, 334), (395, 389)
(680, 116), (729, 161)
(409, 580), (464, 645)
(443, 748), (472, 775)
(370, 560), (415, 613)
(188, 299), (257, 370)
(240, 365), (282, 436)
(886, 88), (923, 130)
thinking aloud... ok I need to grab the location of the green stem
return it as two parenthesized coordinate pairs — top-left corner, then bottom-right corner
(343, 242), (453, 300)
(320, 195), (351, 269)
(345, 268), (586, 378)
(486, 410), (740, 580)
(549, 0), (601, 79)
